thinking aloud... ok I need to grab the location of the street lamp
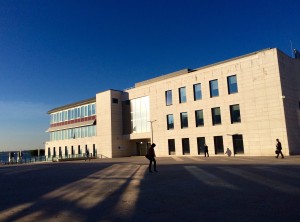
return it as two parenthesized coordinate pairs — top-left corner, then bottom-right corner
(148, 120), (157, 144)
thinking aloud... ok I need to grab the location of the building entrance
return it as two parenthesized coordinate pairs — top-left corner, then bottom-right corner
(136, 142), (149, 156)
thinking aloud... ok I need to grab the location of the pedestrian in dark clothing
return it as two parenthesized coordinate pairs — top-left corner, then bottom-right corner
(85, 149), (90, 161)
(204, 144), (209, 157)
(275, 139), (284, 158)
(148, 143), (158, 173)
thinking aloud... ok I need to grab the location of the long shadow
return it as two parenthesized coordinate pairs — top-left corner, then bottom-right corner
(130, 163), (300, 222)
(0, 161), (123, 211)
(1, 160), (300, 221)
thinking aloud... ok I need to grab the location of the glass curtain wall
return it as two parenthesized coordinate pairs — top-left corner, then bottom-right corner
(50, 103), (96, 124)
(131, 96), (150, 133)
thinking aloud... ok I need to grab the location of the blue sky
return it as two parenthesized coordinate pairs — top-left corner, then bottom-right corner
(0, 0), (299, 151)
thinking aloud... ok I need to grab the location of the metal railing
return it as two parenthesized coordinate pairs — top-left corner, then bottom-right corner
(1, 154), (108, 165)
(46, 153), (108, 162)
(1, 156), (47, 165)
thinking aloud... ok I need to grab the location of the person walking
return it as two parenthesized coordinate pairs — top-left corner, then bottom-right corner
(85, 149), (90, 161)
(275, 139), (284, 159)
(148, 143), (158, 173)
(204, 144), (209, 157)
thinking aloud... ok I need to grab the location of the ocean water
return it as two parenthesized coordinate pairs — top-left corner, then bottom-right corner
(0, 151), (31, 163)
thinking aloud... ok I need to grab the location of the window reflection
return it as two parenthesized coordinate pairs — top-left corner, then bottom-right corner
(50, 103), (96, 124)
(227, 75), (238, 94)
(209, 80), (219, 97)
(130, 96), (150, 133)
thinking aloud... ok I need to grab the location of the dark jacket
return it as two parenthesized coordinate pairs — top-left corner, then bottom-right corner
(148, 144), (156, 157)
(276, 142), (282, 151)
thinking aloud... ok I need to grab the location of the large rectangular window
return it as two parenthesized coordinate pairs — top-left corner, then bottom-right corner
(212, 107), (222, 125)
(227, 75), (238, 94)
(65, 146), (68, 157)
(195, 110), (204, 127)
(166, 90), (173, 106)
(230, 104), (241, 123)
(182, 138), (190, 155)
(209, 79), (219, 97)
(197, 137), (206, 155)
(78, 145), (81, 155)
(193, 83), (202, 101)
(59, 147), (62, 157)
(168, 139), (176, 155)
(232, 134), (244, 154)
(130, 96), (150, 133)
(167, 114), (174, 130)
(214, 136), (224, 154)
(180, 112), (188, 128)
(179, 87), (187, 103)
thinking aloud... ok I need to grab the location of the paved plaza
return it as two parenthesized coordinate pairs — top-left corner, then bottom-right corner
(1, 156), (300, 222)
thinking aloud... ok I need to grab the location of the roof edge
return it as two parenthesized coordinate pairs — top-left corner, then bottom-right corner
(47, 97), (96, 114)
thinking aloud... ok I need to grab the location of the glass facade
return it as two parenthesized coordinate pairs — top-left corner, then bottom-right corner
(212, 107), (221, 125)
(193, 83), (202, 101)
(195, 110), (204, 127)
(131, 96), (150, 133)
(50, 125), (96, 141)
(50, 103), (96, 124)
(180, 112), (188, 128)
(167, 114), (174, 130)
(230, 104), (241, 123)
(165, 90), (173, 106)
(227, 75), (238, 94)
(209, 79), (219, 97)
(179, 87), (187, 103)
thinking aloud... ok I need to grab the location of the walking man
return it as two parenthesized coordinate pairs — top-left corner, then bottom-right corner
(85, 149), (90, 161)
(275, 139), (284, 159)
(148, 143), (158, 173)
(204, 144), (209, 157)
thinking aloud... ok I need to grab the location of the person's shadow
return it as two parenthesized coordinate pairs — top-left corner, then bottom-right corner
(225, 148), (232, 157)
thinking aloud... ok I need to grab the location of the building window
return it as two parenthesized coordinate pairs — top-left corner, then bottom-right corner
(179, 87), (187, 103)
(212, 107), (222, 125)
(193, 83), (202, 101)
(59, 147), (62, 158)
(195, 110), (204, 127)
(209, 79), (219, 97)
(232, 134), (244, 154)
(112, 98), (118, 104)
(166, 90), (173, 106)
(227, 75), (238, 94)
(130, 96), (150, 133)
(168, 139), (176, 155)
(230, 104), (241, 123)
(197, 137), (206, 155)
(78, 145), (81, 155)
(182, 138), (190, 155)
(214, 136), (224, 154)
(167, 114), (174, 130)
(180, 112), (188, 128)
(65, 146), (68, 157)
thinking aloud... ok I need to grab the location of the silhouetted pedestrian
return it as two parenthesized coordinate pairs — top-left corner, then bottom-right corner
(225, 148), (232, 157)
(148, 143), (157, 173)
(204, 144), (209, 157)
(275, 139), (284, 159)
(85, 149), (90, 161)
